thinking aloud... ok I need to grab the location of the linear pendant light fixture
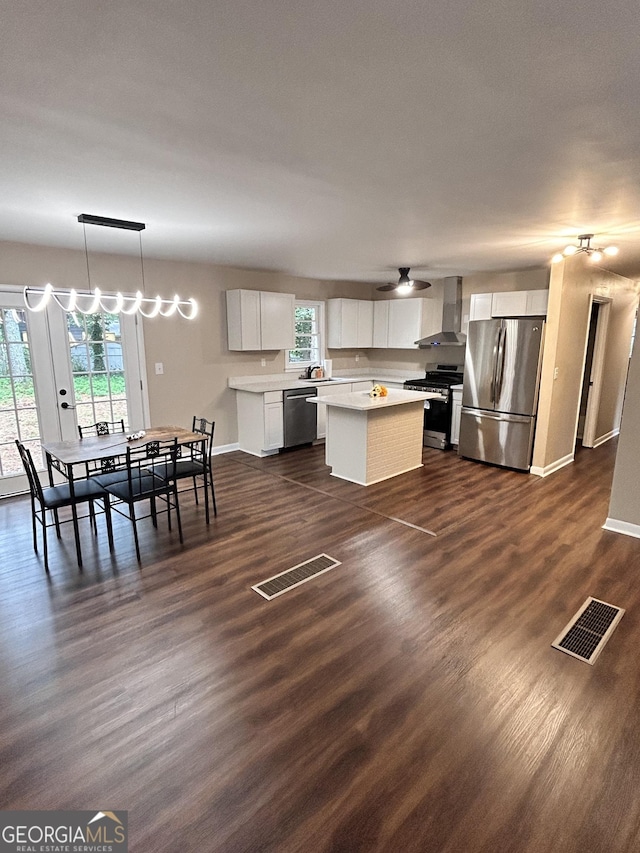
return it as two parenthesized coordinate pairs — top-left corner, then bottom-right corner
(551, 233), (618, 265)
(23, 214), (198, 319)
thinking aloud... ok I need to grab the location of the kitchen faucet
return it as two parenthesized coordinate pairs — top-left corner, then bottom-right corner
(305, 364), (322, 379)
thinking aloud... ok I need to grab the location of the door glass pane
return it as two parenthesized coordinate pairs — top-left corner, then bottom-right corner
(68, 311), (130, 430)
(0, 307), (44, 476)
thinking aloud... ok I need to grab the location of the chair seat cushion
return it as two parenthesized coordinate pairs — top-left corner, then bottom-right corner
(93, 469), (130, 488)
(152, 459), (206, 480)
(105, 473), (168, 502)
(42, 478), (107, 509)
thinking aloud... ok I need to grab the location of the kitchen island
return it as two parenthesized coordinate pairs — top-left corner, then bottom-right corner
(310, 388), (437, 486)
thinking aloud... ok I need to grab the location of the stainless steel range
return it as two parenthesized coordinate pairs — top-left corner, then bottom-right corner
(404, 364), (464, 449)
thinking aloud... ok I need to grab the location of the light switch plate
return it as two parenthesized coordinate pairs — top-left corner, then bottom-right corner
(155, 362), (164, 375)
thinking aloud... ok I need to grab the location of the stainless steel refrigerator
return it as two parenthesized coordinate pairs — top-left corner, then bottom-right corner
(458, 317), (545, 470)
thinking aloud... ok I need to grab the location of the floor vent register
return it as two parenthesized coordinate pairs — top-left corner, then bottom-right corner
(551, 596), (625, 664)
(252, 553), (342, 600)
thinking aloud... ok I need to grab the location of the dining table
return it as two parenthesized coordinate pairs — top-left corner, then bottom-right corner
(41, 425), (202, 567)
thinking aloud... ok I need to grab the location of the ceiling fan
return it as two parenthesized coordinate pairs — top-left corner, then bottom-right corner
(377, 267), (431, 294)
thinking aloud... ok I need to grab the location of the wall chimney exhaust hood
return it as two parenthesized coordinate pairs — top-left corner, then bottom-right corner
(416, 276), (466, 347)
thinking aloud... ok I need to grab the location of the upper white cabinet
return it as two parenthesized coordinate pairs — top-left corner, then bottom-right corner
(469, 292), (494, 322)
(372, 301), (389, 347)
(469, 289), (549, 322)
(524, 289), (549, 316)
(372, 297), (443, 349)
(226, 290), (295, 351)
(327, 299), (373, 348)
(490, 289), (549, 318)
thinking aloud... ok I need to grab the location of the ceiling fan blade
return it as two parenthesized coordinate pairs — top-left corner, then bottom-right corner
(412, 280), (431, 290)
(376, 283), (397, 291)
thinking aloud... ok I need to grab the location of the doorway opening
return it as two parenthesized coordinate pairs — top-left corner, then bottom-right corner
(577, 297), (611, 448)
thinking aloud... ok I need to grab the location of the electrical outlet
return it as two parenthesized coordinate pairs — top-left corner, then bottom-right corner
(554, 366), (559, 380)
(355, 354), (360, 362)
(261, 358), (266, 367)
(155, 362), (164, 375)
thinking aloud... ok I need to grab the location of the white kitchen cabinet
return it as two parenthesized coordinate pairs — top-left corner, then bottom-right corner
(372, 297), (443, 349)
(469, 292), (493, 321)
(327, 299), (373, 348)
(525, 289), (549, 315)
(491, 289), (548, 317)
(373, 301), (390, 347)
(357, 300), (374, 347)
(226, 289), (295, 350)
(315, 381), (373, 439)
(236, 390), (283, 456)
(451, 386), (463, 446)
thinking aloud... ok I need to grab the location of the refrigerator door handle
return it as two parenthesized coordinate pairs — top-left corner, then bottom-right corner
(490, 328), (500, 404)
(461, 407), (532, 424)
(495, 325), (507, 402)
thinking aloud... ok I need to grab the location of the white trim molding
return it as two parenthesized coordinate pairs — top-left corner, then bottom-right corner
(529, 452), (574, 478)
(593, 428), (619, 448)
(211, 442), (240, 455)
(602, 518), (640, 539)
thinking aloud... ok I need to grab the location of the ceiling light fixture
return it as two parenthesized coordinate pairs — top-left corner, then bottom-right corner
(23, 214), (198, 319)
(376, 267), (431, 294)
(551, 233), (618, 265)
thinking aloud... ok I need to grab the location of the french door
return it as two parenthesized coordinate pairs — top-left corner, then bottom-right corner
(0, 287), (148, 496)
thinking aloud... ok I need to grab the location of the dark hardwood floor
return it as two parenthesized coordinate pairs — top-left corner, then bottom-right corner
(2, 441), (640, 852)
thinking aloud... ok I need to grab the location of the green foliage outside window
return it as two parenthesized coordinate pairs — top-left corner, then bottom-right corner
(288, 305), (320, 365)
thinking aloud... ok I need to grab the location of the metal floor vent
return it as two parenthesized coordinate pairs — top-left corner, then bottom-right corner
(551, 597), (625, 664)
(252, 553), (342, 600)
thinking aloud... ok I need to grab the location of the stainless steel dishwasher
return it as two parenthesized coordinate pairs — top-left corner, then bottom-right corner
(283, 387), (317, 448)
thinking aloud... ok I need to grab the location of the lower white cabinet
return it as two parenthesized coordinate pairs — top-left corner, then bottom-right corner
(236, 390), (283, 456)
(451, 387), (463, 446)
(316, 381), (373, 439)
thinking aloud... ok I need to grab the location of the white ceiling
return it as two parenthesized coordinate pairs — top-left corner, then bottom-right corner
(2, 0), (640, 285)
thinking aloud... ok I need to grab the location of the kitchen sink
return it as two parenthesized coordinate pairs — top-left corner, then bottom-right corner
(304, 378), (340, 383)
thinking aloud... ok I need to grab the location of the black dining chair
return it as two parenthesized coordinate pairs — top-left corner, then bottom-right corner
(192, 416), (217, 519)
(100, 437), (183, 562)
(15, 439), (113, 573)
(78, 419), (129, 488)
(77, 419), (126, 438)
(150, 417), (217, 523)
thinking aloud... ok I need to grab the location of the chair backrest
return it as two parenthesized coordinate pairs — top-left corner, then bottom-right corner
(177, 435), (208, 468)
(192, 416), (215, 457)
(126, 438), (178, 497)
(15, 440), (44, 504)
(78, 419), (126, 439)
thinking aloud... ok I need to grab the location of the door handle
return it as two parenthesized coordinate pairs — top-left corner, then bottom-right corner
(495, 326), (506, 401)
(60, 401), (76, 410)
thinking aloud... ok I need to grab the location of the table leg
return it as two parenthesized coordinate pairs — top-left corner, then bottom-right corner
(67, 464), (83, 568)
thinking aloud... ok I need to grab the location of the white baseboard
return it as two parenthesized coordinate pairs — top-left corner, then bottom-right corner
(529, 452), (574, 478)
(593, 429), (619, 448)
(602, 517), (640, 539)
(211, 442), (240, 455)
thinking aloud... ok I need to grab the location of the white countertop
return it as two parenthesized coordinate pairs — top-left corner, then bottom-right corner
(309, 388), (439, 411)
(229, 377), (354, 393)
